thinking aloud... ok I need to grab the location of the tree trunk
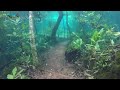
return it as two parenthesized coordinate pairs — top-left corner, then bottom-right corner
(51, 11), (63, 42)
(29, 11), (39, 65)
(63, 17), (65, 38)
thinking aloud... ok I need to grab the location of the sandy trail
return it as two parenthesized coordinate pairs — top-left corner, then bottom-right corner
(30, 41), (85, 79)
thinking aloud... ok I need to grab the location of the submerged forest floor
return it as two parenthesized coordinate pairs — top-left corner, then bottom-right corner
(29, 41), (86, 79)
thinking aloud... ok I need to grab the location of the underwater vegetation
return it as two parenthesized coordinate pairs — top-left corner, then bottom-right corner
(65, 12), (120, 79)
(0, 11), (120, 79)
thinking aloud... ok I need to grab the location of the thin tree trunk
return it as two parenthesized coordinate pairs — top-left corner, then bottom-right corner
(51, 11), (63, 42)
(63, 17), (65, 38)
(29, 11), (39, 65)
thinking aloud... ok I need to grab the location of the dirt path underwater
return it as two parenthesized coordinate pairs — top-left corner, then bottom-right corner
(29, 41), (85, 79)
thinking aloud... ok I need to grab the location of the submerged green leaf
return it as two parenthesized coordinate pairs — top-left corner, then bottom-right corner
(7, 74), (14, 79)
(12, 67), (17, 76)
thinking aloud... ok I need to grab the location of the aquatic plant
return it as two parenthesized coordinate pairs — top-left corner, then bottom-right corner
(91, 28), (104, 45)
(7, 67), (25, 79)
(65, 32), (83, 63)
(66, 32), (83, 52)
(1, 11), (120, 79)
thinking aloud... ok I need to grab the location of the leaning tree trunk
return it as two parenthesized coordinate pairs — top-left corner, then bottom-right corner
(51, 11), (63, 42)
(29, 11), (39, 65)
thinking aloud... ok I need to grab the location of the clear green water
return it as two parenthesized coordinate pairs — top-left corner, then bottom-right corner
(0, 11), (120, 79)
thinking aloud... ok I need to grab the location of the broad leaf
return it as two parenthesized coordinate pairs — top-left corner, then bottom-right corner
(7, 74), (14, 79)
(12, 67), (17, 76)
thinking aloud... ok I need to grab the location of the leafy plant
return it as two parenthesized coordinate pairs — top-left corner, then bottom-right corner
(67, 36), (83, 52)
(91, 28), (104, 45)
(7, 67), (25, 79)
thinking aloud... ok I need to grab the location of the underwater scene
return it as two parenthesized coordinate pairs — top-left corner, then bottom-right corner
(1, 11), (120, 79)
